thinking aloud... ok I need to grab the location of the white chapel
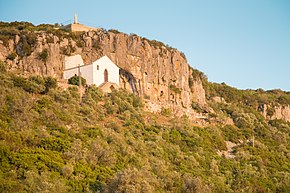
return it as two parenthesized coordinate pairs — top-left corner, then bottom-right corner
(63, 55), (120, 90)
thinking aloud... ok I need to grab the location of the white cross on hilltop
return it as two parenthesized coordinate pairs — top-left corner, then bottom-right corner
(74, 13), (78, 24)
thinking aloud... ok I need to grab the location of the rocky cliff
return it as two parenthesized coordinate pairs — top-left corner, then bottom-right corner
(0, 26), (206, 116)
(3, 23), (289, 123)
(259, 104), (290, 122)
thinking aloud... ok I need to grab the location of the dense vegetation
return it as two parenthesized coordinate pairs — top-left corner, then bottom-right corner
(203, 81), (290, 107)
(0, 60), (289, 192)
(0, 21), (84, 57)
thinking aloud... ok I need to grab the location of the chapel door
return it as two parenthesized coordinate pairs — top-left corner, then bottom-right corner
(104, 69), (108, 82)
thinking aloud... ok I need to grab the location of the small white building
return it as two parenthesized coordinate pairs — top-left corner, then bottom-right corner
(63, 55), (120, 88)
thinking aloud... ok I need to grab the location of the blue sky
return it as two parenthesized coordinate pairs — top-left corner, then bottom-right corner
(1, 0), (290, 91)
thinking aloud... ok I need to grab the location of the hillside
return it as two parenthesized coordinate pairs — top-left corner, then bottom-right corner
(0, 22), (290, 192)
(0, 62), (290, 192)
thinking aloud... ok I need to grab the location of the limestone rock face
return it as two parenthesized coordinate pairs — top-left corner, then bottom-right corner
(212, 96), (226, 104)
(271, 105), (290, 121)
(0, 33), (64, 78)
(258, 104), (290, 122)
(0, 30), (206, 114)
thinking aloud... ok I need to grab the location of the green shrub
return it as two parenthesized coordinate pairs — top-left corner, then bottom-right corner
(6, 52), (17, 61)
(169, 84), (181, 94)
(14, 33), (36, 57)
(22, 42), (32, 56)
(10, 75), (56, 95)
(33, 96), (52, 114)
(85, 86), (103, 103)
(38, 48), (49, 62)
(39, 137), (70, 152)
(161, 107), (172, 116)
(68, 75), (86, 86)
(108, 29), (121, 34)
(26, 34), (37, 45)
(267, 106), (275, 117)
(0, 61), (7, 72)
(18, 32), (37, 56)
(221, 125), (244, 143)
(12, 75), (45, 93)
(29, 75), (45, 85)
(191, 102), (204, 113)
(105, 89), (143, 115)
(61, 45), (76, 56)
(0, 35), (10, 46)
(190, 67), (207, 81)
(46, 36), (54, 43)
(44, 77), (57, 93)
(188, 77), (193, 87)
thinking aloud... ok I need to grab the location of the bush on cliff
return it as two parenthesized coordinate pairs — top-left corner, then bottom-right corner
(68, 75), (86, 86)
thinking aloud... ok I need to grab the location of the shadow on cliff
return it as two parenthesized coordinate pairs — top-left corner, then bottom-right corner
(119, 68), (140, 96)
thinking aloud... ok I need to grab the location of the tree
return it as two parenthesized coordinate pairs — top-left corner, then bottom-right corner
(68, 75), (86, 86)
(44, 77), (57, 93)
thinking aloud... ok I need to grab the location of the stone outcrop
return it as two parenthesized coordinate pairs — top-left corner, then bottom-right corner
(0, 29), (206, 115)
(258, 104), (290, 122)
(212, 96), (226, 103)
(1, 33), (64, 78)
(271, 105), (290, 121)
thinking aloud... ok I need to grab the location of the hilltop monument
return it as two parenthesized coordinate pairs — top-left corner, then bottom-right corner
(74, 14), (78, 24)
(61, 14), (98, 32)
